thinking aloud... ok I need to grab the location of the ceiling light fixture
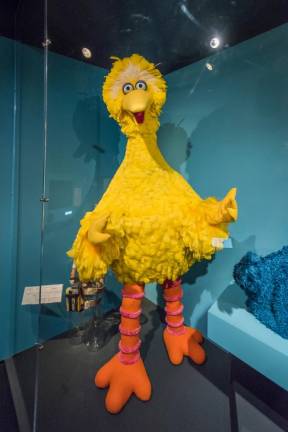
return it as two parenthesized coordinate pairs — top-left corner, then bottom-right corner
(210, 37), (220, 49)
(82, 47), (92, 58)
(205, 62), (214, 71)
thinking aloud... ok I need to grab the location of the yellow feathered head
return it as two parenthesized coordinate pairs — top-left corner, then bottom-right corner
(102, 54), (167, 136)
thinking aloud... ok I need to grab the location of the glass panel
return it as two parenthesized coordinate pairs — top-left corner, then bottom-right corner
(36, 0), (122, 428)
(1, 1), (45, 430)
(38, 2), (122, 335)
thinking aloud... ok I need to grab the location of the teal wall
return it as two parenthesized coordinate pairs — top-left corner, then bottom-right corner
(13, 42), (45, 355)
(0, 37), (121, 360)
(2, 23), (288, 359)
(38, 47), (122, 341)
(146, 23), (288, 334)
(0, 37), (44, 359)
(0, 37), (19, 360)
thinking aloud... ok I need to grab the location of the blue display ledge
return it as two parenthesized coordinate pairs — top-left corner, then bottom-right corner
(208, 283), (288, 391)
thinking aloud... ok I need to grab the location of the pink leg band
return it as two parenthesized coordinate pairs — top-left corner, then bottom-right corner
(165, 305), (184, 316)
(119, 325), (141, 336)
(118, 351), (140, 365)
(120, 307), (142, 319)
(166, 325), (186, 336)
(119, 340), (141, 354)
(165, 317), (184, 328)
(122, 290), (144, 299)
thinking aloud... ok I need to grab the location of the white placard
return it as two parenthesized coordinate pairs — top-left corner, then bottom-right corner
(211, 237), (233, 249)
(22, 284), (63, 305)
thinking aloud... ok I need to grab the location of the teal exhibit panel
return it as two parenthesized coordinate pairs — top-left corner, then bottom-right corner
(146, 23), (288, 336)
(0, 36), (44, 360)
(0, 38), (15, 358)
(208, 283), (288, 391)
(0, 36), (122, 360)
(2, 23), (288, 364)
(0, 36), (18, 360)
(38, 47), (122, 341)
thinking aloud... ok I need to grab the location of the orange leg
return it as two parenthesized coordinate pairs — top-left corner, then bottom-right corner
(162, 279), (206, 365)
(95, 283), (151, 413)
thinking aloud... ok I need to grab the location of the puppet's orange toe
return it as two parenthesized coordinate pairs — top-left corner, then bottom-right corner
(95, 353), (152, 414)
(190, 328), (204, 344)
(188, 338), (206, 364)
(163, 326), (206, 366)
(105, 380), (132, 414)
(95, 358), (113, 388)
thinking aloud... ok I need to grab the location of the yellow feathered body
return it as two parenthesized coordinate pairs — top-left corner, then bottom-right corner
(68, 54), (237, 284)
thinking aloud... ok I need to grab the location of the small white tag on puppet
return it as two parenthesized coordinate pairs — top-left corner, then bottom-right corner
(212, 237), (233, 248)
(22, 284), (63, 305)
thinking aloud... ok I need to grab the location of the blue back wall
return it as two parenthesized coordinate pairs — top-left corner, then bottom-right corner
(1, 37), (44, 359)
(38, 47), (122, 341)
(2, 23), (288, 359)
(0, 37), (18, 360)
(0, 37), (121, 360)
(146, 24), (288, 333)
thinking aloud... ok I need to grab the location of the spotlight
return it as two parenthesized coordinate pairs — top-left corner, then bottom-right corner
(210, 37), (220, 49)
(82, 47), (92, 58)
(205, 62), (214, 71)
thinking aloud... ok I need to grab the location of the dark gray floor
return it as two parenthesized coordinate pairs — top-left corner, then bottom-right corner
(0, 362), (19, 432)
(6, 299), (288, 432)
(35, 299), (232, 432)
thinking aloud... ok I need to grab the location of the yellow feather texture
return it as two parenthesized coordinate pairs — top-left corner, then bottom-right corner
(67, 54), (238, 284)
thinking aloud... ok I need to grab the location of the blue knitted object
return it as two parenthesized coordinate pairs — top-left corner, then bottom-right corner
(233, 246), (288, 339)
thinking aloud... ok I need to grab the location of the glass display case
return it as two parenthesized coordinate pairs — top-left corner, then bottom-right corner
(1, 0), (288, 431)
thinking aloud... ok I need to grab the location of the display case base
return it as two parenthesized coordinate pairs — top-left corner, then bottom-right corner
(208, 283), (288, 391)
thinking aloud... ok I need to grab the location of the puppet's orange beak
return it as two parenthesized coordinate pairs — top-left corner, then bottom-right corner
(122, 90), (151, 124)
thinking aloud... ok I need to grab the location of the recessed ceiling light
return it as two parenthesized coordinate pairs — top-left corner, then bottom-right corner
(82, 47), (92, 58)
(210, 37), (220, 49)
(206, 62), (214, 71)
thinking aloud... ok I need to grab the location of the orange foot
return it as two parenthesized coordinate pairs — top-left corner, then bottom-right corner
(163, 326), (206, 365)
(95, 353), (152, 414)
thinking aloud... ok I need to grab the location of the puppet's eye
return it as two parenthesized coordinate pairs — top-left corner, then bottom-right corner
(135, 80), (147, 91)
(123, 83), (134, 94)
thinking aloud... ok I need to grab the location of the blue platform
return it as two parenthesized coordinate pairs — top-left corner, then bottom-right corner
(208, 283), (288, 391)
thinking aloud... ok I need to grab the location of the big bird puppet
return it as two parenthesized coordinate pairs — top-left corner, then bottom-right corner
(68, 54), (238, 413)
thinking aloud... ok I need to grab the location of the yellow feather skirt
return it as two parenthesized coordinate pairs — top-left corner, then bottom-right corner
(68, 162), (229, 284)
